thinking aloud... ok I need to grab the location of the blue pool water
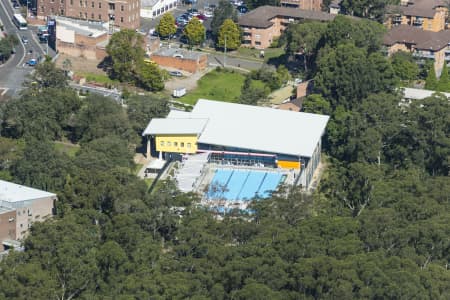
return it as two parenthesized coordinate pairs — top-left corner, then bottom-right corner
(208, 169), (283, 201)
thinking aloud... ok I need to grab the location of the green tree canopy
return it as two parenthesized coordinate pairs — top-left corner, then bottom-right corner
(425, 64), (438, 90)
(25, 60), (68, 89)
(314, 43), (396, 109)
(136, 62), (165, 91)
(183, 17), (206, 47)
(126, 94), (170, 134)
(217, 19), (241, 50)
(390, 51), (419, 82)
(157, 13), (177, 38)
(437, 63), (450, 92)
(106, 29), (145, 82)
(210, 0), (238, 38)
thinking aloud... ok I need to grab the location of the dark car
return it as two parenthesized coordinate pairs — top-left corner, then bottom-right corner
(13, 2), (20, 8)
(237, 5), (248, 14)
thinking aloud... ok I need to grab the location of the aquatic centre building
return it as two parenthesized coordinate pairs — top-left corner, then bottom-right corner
(143, 99), (329, 189)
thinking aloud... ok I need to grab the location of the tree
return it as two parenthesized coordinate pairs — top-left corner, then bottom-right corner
(136, 62), (165, 91)
(321, 15), (386, 54)
(62, 58), (72, 75)
(302, 94), (331, 115)
(157, 13), (177, 39)
(73, 94), (134, 143)
(390, 51), (419, 82)
(183, 17), (206, 47)
(314, 43), (395, 110)
(340, 0), (395, 22)
(211, 0), (238, 38)
(425, 64), (438, 90)
(437, 63), (450, 92)
(106, 29), (145, 82)
(25, 60), (68, 89)
(283, 21), (327, 72)
(239, 75), (268, 105)
(126, 94), (170, 134)
(217, 19), (241, 50)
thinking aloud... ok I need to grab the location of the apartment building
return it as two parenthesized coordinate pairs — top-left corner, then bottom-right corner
(280, 0), (323, 11)
(238, 6), (335, 49)
(35, 0), (140, 29)
(383, 25), (450, 76)
(385, 0), (448, 32)
(0, 180), (57, 250)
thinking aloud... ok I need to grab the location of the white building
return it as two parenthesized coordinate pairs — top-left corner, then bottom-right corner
(0, 180), (57, 248)
(141, 0), (178, 19)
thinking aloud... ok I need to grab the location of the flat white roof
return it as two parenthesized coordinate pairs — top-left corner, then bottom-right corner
(403, 87), (450, 99)
(193, 99), (329, 157)
(0, 180), (56, 203)
(145, 159), (166, 169)
(143, 118), (208, 135)
(143, 99), (329, 158)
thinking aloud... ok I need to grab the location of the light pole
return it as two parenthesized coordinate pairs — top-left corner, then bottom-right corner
(223, 34), (227, 67)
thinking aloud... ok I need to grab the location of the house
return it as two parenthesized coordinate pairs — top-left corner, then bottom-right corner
(32, 0), (140, 29)
(277, 98), (303, 111)
(383, 25), (450, 76)
(385, 0), (448, 32)
(55, 17), (109, 60)
(280, 0), (322, 11)
(141, 0), (178, 19)
(151, 48), (208, 73)
(0, 180), (57, 250)
(238, 6), (335, 49)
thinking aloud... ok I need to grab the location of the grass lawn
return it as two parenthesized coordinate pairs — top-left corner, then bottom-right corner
(180, 69), (246, 105)
(54, 142), (80, 158)
(236, 47), (285, 62)
(75, 72), (119, 86)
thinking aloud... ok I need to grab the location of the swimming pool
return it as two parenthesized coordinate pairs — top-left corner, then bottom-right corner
(207, 169), (284, 201)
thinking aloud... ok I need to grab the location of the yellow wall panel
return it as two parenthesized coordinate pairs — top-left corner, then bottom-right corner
(277, 160), (300, 169)
(155, 135), (198, 154)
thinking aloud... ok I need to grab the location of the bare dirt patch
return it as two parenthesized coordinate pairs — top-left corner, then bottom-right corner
(55, 54), (106, 75)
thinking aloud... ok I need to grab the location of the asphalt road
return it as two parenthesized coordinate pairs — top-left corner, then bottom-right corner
(0, 0), (47, 97)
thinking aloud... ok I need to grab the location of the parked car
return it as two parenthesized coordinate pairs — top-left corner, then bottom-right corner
(187, 8), (199, 16)
(21, 36), (28, 44)
(196, 14), (207, 21)
(13, 2), (20, 8)
(26, 58), (37, 66)
(237, 5), (248, 14)
(169, 71), (183, 77)
(203, 10), (214, 18)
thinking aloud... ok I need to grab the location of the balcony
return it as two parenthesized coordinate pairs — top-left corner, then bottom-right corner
(413, 51), (434, 59)
(392, 16), (402, 24)
(412, 18), (424, 26)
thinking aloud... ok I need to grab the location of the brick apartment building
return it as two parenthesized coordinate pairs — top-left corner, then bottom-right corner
(385, 0), (448, 32)
(280, 0), (323, 11)
(34, 0), (140, 29)
(0, 180), (57, 250)
(239, 6), (335, 49)
(383, 25), (450, 76)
